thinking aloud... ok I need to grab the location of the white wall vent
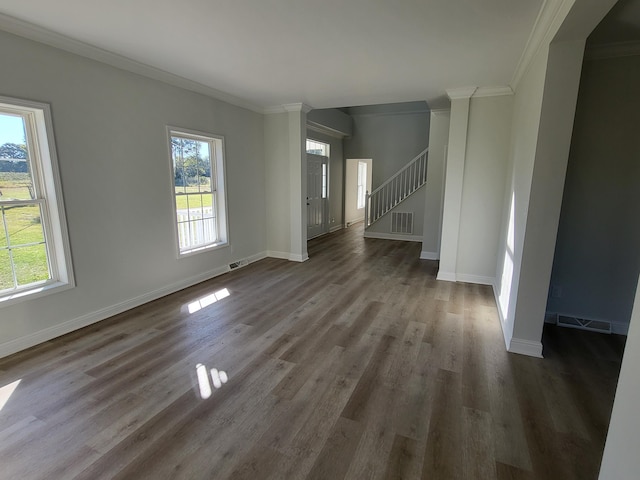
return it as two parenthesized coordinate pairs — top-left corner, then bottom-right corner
(391, 212), (413, 234)
(556, 314), (612, 334)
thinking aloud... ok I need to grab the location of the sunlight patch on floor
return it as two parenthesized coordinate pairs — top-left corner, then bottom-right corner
(0, 379), (21, 411)
(196, 363), (228, 399)
(186, 288), (231, 314)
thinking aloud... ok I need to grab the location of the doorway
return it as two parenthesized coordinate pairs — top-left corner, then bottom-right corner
(345, 158), (372, 226)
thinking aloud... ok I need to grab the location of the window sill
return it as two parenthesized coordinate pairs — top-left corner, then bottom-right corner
(0, 280), (74, 308)
(178, 241), (229, 258)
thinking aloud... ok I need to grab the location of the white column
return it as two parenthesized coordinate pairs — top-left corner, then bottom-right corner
(284, 103), (311, 262)
(437, 87), (476, 282)
(421, 108), (450, 260)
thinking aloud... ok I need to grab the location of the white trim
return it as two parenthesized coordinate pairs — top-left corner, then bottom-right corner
(243, 251), (268, 264)
(0, 251), (271, 359)
(266, 251), (290, 260)
(0, 263), (219, 359)
(289, 253), (309, 262)
(508, 338), (544, 358)
(282, 103), (312, 114)
(329, 224), (344, 233)
(345, 219), (364, 227)
(446, 87), (477, 100)
(455, 274), (495, 286)
(429, 108), (451, 116)
(0, 96), (75, 307)
(263, 105), (287, 115)
(0, 13), (263, 114)
(473, 86), (514, 98)
(363, 232), (423, 242)
(436, 271), (457, 282)
(166, 126), (229, 258)
(585, 41), (640, 60)
(420, 251), (439, 260)
(511, 0), (575, 90)
(306, 122), (347, 139)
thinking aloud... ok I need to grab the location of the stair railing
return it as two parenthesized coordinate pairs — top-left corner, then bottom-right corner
(365, 147), (428, 227)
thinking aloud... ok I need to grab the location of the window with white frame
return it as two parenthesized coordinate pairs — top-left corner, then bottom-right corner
(306, 139), (329, 157)
(0, 96), (74, 305)
(168, 128), (227, 255)
(357, 161), (367, 209)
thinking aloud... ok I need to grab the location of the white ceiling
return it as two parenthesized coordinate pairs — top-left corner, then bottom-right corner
(0, 0), (544, 110)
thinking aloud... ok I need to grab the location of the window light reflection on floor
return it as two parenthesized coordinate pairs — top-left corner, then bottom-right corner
(196, 363), (229, 399)
(0, 379), (21, 412)
(187, 288), (230, 314)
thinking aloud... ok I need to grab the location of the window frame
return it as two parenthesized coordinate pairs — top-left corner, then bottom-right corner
(166, 126), (229, 258)
(357, 160), (367, 209)
(0, 96), (75, 307)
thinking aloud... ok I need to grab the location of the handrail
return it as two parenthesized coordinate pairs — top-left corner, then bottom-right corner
(369, 147), (428, 196)
(365, 147), (429, 228)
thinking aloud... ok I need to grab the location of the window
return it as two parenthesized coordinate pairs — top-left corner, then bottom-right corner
(0, 96), (74, 305)
(357, 161), (367, 209)
(168, 128), (228, 256)
(306, 139), (329, 157)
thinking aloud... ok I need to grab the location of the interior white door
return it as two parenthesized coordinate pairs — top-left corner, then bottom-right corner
(307, 153), (328, 239)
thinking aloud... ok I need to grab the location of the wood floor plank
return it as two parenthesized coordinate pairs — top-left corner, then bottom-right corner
(0, 224), (625, 480)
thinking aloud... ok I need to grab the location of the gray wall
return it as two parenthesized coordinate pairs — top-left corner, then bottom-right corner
(344, 109), (430, 188)
(344, 107), (430, 237)
(547, 54), (640, 331)
(0, 30), (265, 353)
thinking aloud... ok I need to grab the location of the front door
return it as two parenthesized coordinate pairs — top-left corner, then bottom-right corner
(307, 153), (328, 239)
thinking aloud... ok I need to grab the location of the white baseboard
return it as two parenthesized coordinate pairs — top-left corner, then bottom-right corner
(346, 219), (364, 227)
(267, 251), (309, 263)
(436, 271), (457, 282)
(364, 232), (423, 242)
(329, 224), (344, 233)
(420, 251), (439, 260)
(289, 253), (309, 262)
(508, 337), (544, 358)
(0, 262), (240, 359)
(266, 251), (290, 260)
(456, 274), (495, 286)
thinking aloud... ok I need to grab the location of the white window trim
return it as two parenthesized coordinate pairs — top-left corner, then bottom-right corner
(0, 96), (75, 307)
(166, 126), (229, 258)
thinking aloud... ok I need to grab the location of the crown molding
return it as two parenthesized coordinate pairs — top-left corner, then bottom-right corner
(263, 105), (287, 115)
(585, 40), (640, 60)
(473, 86), (514, 98)
(282, 103), (312, 113)
(0, 13), (264, 114)
(430, 108), (451, 117)
(446, 87), (477, 100)
(511, 0), (575, 90)
(306, 121), (348, 139)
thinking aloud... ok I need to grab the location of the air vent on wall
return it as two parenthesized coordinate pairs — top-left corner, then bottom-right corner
(556, 314), (612, 334)
(229, 259), (248, 270)
(391, 212), (413, 234)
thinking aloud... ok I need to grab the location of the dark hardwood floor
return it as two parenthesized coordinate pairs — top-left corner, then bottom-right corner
(0, 224), (626, 479)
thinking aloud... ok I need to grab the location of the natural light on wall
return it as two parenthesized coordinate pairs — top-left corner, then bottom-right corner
(186, 288), (230, 314)
(498, 192), (516, 322)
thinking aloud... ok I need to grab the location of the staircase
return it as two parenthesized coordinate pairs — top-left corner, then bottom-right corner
(364, 147), (429, 228)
